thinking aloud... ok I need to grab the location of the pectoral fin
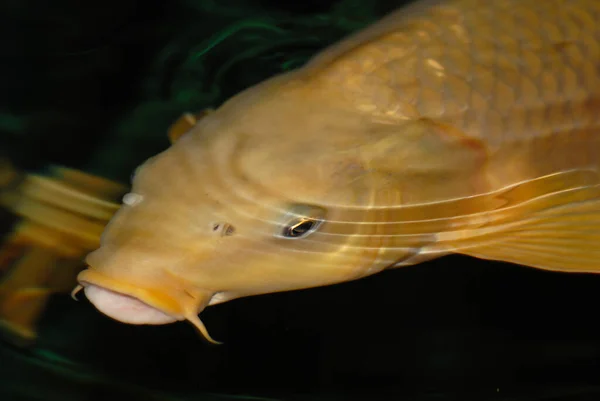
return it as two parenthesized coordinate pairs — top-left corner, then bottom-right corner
(444, 184), (600, 273)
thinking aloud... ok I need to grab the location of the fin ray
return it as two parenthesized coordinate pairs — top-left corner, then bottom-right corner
(452, 197), (600, 273)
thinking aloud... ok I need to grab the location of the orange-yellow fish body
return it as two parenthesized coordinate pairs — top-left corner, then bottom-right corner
(74, 0), (600, 342)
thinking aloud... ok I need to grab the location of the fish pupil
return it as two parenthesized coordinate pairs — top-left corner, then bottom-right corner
(284, 218), (318, 238)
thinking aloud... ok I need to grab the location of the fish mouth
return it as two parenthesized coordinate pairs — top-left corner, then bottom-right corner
(72, 269), (221, 344)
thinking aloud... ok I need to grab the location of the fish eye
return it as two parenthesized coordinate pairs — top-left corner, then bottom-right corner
(278, 204), (326, 240)
(282, 217), (322, 238)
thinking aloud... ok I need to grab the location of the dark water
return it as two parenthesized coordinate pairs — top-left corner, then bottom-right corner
(1, 1), (600, 400)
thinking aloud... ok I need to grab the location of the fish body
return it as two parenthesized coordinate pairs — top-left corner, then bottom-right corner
(74, 0), (600, 342)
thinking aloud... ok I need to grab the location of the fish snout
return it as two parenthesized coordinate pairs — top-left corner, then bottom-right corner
(73, 268), (221, 343)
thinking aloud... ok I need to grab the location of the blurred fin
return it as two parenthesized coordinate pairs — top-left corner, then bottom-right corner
(450, 190), (600, 273)
(0, 164), (126, 346)
(0, 287), (52, 347)
(0, 247), (57, 290)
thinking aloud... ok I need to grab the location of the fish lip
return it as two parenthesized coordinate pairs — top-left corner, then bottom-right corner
(76, 268), (222, 344)
(75, 268), (188, 321)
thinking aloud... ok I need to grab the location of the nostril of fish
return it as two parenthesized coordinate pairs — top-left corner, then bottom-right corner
(212, 222), (236, 237)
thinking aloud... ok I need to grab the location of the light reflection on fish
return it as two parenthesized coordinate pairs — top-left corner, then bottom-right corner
(72, 0), (600, 343)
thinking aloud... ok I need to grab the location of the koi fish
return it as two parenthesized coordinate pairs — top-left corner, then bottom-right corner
(73, 0), (600, 343)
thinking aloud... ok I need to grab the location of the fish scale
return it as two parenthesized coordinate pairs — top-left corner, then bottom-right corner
(313, 0), (600, 149)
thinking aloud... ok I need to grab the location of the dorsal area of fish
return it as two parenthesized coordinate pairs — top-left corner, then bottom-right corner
(301, 0), (600, 188)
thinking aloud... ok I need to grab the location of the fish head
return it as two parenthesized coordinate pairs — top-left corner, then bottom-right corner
(74, 72), (467, 342)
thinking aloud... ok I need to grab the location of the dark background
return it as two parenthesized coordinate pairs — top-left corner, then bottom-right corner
(1, 1), (600, 400)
